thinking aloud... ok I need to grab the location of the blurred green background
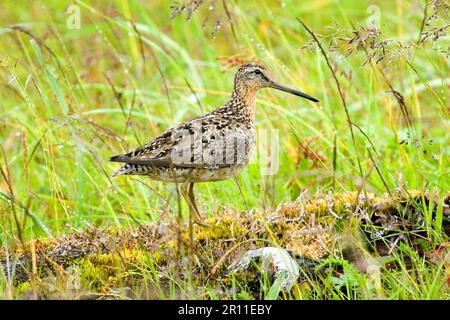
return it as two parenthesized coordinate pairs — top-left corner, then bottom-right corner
(0, 0), (448, 242)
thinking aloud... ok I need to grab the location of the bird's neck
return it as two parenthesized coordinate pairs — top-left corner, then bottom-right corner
(230, 85), (257, 123)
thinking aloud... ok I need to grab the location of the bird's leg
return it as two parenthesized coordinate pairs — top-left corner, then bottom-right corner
(189, 183), (211, 228)
(188, 183), (202, 222)
(180, 182), (194, 256)
(180, 182), (210, 228)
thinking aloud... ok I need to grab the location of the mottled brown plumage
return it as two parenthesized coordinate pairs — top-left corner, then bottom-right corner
(110, 63), (318, 224)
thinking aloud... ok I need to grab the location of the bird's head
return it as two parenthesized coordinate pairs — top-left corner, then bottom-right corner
(233, 63), (319, 102)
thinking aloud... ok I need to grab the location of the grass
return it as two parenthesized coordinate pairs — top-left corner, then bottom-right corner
(0, 0), (448, 299)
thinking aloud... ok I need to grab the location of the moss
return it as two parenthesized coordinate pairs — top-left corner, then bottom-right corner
(77, 253), (119, 291)
(76, 248), (153, 291)
(15, 281), (32, 297)
(284, 225), (332, 259)
(218, 270), (259, 295)
(194, 214), (249, 241)
(1, 191), (447, 299)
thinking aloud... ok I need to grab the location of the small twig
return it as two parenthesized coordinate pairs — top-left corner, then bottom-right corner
(417, 1), (428, 45)
(119, 210), (143, 227)
(7, 25), (57, 60)
(298, 19), (364, 180)
(351, 119), (404, 199)
(233, 176), (249, 211)
(367, 147), (393, 198)
(28, 127), (48, 163)
(380, 70), (413, 131)
(123, 88), (137, 138)
(129, 19), (147, 75)
(147, 42), (173, 118)
(184, 78), (204, 114)
(222, 0), (238, 41)
(332, 134), (337, 190)
(20, 131), (31, 235)
(388, 235), (403, 255)
(103, 72), (126, 117)
(130, 178), (171, 207)
(0, 145), (24, 244)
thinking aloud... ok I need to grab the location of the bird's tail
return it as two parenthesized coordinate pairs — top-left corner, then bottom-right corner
(111, 163), (134, 178)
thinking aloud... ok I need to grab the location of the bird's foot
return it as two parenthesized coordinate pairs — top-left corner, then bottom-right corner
(193, 219), (212, 228)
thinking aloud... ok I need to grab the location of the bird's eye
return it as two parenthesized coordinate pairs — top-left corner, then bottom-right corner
(254, 69), (262, 75)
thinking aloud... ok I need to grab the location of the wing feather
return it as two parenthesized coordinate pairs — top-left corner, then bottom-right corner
(110, 110), (253, 169)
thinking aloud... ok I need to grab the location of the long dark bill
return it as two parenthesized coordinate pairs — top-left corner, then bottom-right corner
(271, 82), (319, 102)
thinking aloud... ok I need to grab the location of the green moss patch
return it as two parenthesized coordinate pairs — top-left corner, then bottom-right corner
(1, 191), (448, 299)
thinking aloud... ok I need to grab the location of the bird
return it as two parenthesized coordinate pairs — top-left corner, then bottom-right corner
(110, 63), (319, 226)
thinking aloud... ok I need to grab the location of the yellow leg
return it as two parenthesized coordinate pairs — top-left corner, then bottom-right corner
(180, 182), (210, 228)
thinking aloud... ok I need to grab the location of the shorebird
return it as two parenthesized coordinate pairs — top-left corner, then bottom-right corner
(110, 63), (318, 225)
